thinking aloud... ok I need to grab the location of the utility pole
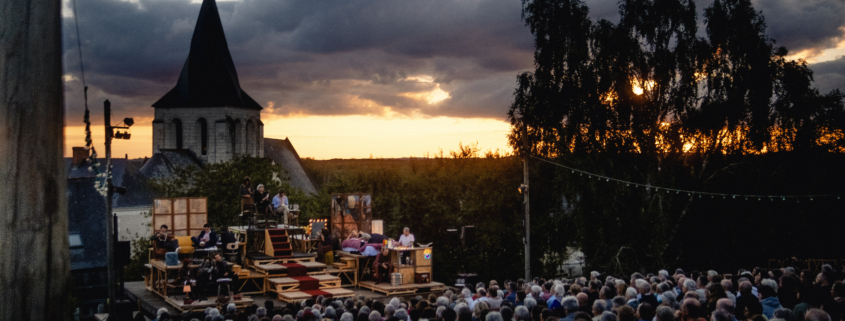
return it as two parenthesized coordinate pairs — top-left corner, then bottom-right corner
(104, 100), (116, 315)
(522, 124), (530, 281)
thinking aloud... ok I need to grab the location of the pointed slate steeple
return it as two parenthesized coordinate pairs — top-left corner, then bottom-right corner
(153, 0), (262, 110)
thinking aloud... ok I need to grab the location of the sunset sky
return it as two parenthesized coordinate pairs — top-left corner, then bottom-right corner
(61, 0), (845, 159)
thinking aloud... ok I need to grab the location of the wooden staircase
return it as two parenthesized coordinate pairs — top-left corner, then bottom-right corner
(332, 257), (356, 270)
(265, 229), (293, 258)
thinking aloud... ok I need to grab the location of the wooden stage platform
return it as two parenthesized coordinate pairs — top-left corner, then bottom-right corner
(358, 280), (447, 296)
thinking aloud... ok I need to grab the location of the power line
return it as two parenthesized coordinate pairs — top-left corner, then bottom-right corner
(530, 155), (841, 202)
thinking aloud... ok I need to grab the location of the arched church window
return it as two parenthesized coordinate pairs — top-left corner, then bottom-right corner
(173, 118), (183, 150)
(197, 118), (207, 155)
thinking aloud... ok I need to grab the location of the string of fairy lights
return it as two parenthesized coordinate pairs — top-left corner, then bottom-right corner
(530, 156), (842, 202)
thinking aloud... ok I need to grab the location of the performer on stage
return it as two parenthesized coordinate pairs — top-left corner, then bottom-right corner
(212, 253), (238, 296)
(342, 233), (370, 252)
(318, 228), (333, 261)
(272, 189), (291, 225)
(373, 247), (394, 284)
(149, 224), (177, 258)
(398, 227), (415, 246)
(191, 224), (218, 249)
(397, 227), (415, 263)
(239, 177), (253, 199)
(254, 184), (272, 217)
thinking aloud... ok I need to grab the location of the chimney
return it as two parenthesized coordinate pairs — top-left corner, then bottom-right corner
(72, 147), (89, 168)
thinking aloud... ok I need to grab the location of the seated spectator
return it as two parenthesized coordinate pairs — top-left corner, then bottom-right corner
(191, 224), (218, 249)
(759, 281), (783, 319)
(561, 297), (579, 321)
(637, 303), (655, 321)
(272, 189), (291, 225)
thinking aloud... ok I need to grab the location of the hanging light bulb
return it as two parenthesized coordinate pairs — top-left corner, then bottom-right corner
(732, 195), (736, 199)
(606, 178), (610, 182)
(810, 197), (814, 201)
(757, 197), (760, 201)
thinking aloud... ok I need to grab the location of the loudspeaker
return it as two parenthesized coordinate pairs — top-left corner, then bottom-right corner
(116, 241), (131, 266)
(461, 226), (476, 246)
(446, 229), (460, 244)
(113, 299), (134, 321)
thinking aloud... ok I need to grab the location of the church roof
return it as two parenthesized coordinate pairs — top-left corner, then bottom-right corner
(152, 0), (262, 110)
(264, 138), (318, 195)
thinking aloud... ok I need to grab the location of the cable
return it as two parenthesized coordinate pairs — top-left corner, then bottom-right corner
(530, 155), (842, 201)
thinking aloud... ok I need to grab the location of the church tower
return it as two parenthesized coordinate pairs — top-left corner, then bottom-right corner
(151, 0), (263, 164)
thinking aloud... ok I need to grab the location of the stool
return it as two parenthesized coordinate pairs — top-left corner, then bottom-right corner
(217, 278), (232, 298)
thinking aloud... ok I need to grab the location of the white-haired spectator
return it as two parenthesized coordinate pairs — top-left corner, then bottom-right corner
(600, 311), (617, 321)
(390, 297), (402, 309)
(283, 315), (295, 321)
(720, 279), (737, 305)
(256, 307), (267, 318)
(340, 312), (354, 321)
(395, 308), (410, 321)
(156, 308), (169, 320)
(514, 306), (530, 321)
(312, 308), (322, 320)
(226, 303), (236, 315)
(683, 279), (697, 294)
(385, 305), (396, 319)
(662, 291), (679, 310)
(656, 305), (674, 321)
(437, 296), (451, 307)
(612, 296), (626, 309)
(436, 306), (446, 319)
(561, 297), (579, 321)
(708, 271), (719, 281)
(659, 270), (670, 281)
(626, 287), (639, 309)
(369, 311), (382, 321)
(272, 315), (283, 321)
(806, 309), (832, 321)
(486, 311), (504, 321)
(524, 297), (537, 311)
(592, 300), (608, 321)
(591, 271), (601, 280)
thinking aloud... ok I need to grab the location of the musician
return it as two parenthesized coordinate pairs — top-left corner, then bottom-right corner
(149, 224), (177, 258)
(372, 247), (394, 284)
(254, 184), (272, 217)
(191, 224), (218, 249)
(212, 253), (238, 295)
(239, 177), (252, 199)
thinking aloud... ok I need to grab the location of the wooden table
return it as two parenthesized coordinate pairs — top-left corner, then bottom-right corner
(387, 247), (433, 285)
(147, 259), (233, 298)
(290, 234), (319, 253)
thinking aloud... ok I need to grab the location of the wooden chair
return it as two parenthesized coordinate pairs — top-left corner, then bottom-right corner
(241, 197), (256, 229)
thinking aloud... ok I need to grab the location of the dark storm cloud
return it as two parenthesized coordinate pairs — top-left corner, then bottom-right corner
(62, 0), (845, 124)
(810, 57), (845, 93)
(62, 0), (534, 123)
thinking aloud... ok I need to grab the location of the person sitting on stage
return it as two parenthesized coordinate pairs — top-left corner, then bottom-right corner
(176, 258), (198, 299)
(254, 184), (272, 217)
(272, 189), (291, 225)
(191, 224), (218, 249)
(373, 247), (394, 284)
(318, 228), (333, 260)
(212, 253), (238, 296)
(150, 224), (177, 258)
(240, 177), (253, 199)
(196, 257), (214, 301)
(398, 227), (415, 247)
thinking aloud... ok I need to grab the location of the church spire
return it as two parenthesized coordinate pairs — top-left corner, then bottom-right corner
(153, 0), (261, 110)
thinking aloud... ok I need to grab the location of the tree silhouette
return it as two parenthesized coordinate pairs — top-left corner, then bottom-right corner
(510, 0), (845, 273)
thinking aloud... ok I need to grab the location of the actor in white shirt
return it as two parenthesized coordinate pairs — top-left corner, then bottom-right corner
(398, 227), (415, 246)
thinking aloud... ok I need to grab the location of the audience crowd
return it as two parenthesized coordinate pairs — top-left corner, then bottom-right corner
(148, 265), (845, 321)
